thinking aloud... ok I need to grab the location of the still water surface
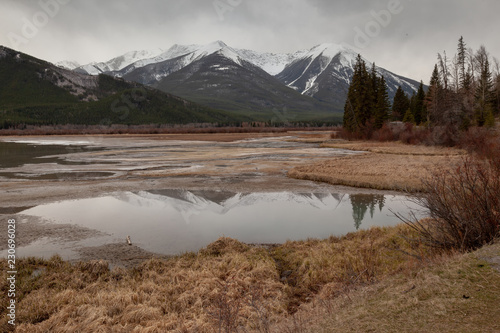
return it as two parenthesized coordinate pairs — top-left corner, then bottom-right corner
(16, 190), (423, 257)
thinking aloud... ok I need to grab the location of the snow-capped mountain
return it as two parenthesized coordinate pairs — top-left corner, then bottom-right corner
(78, 40), (299, 79)
(234, 48), (308, 75)
(74, 48), (165, 75)
(72, 41), (421, 115)
(152, 48), (332, 116)
(276, 43), (420, 107)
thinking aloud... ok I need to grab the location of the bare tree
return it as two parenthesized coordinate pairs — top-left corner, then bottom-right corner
(438, 51), (450, 90)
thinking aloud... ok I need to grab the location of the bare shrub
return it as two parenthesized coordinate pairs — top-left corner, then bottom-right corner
(460, 127), (500, 163)
(402, 155), (500, 251)
(398, 123), (431, 145)
(337, 122), (432, 144)
(371, 123), (395, 142)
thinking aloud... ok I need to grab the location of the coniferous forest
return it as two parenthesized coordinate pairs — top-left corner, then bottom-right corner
(343, 37), (499, 144)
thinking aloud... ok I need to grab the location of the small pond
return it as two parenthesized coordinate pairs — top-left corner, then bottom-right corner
(10, 189), (424, 258)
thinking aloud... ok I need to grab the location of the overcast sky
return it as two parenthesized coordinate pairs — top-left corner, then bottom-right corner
(1, 0), (499, 81)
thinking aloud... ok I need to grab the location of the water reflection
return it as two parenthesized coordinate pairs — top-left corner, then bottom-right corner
(10, 190), (424, 258)
(350, 194), (386, 230)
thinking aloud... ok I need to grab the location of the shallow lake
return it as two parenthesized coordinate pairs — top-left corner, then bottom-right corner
(0, 141), (102, 169)
(13, 189), (424, 258)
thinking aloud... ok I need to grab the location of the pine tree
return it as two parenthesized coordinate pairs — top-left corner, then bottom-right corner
(343, 54), (372, 132)
(369, 63), (379, 113)
(343, 82), (357, 132)
(456, 36), (475, 129)
(374, 76), (391, 128)
(494, 69), (500, 117)
(411, 82), (426, 124)
(425, 64), (442, 125)
(475, 52), (495, 126)
(392, 86), (410, 121)
(358, 58), (372, 126)
(457, 36), (468, 91)
(403, 109), (415, 124)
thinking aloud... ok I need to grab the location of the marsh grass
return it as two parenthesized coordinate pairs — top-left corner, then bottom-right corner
(288, 153), (462, 192)
(276, 242), (500, 333)
(289, 140), (465, 192)
(0, 227), (428, 332)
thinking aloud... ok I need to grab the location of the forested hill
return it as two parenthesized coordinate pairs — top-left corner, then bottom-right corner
(0, 46), (246, 128)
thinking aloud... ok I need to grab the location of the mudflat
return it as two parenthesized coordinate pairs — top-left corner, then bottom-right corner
(0, 133), (461, 266)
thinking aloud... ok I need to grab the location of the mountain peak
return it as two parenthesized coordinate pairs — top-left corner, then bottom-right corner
(209, 40), (227, 48)
(305, 43), (352, 60)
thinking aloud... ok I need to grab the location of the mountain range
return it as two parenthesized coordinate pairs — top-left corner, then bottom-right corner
(0, 46), (243, 127)
(66, 41), (421, 119)
(1, 41), (422, 127)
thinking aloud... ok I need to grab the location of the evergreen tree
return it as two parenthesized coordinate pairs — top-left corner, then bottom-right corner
(343, 83), (358, 132)
(343, 54), (372, 132)
(425, 64), (442, 125)
(475, 55), (495, 126)
(456, 36), (474, 128)
(457, 36), (469, 91)
(374, 76), (391, 128)
(369, 63), (379, 112)
(357, 59), (372, 126)
(403, 109), (415, 124)
(392, 86), (410, 121)
(411, 82), (426, 124)
(343, 56), (392, 132)
(494, 73), (500, 116)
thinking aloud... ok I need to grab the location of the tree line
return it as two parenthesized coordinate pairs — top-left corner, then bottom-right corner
(343, 36), (499, 136)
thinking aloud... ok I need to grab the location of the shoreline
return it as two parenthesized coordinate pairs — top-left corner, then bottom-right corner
(0, 134), (461, 267)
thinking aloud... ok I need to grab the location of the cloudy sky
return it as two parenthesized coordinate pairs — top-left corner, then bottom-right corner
(1, 0), (499, 81)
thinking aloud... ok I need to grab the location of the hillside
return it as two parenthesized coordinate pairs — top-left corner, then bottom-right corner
(154, 51), (337, 122)
(75, 41), (420, 121)
(0, 46), (245, 127)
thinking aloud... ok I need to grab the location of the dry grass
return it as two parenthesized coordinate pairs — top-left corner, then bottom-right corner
(0, 226), (426, 332)
(289, 152), (462, 192)
(275, 242), (500, 333)
(289, 140), (465, 192)
(0, 238), (286, 332)
(321, 140), (466, 156)
(1, 230), (499, 332)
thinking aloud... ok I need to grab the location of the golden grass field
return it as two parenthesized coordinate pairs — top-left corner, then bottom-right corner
(1, 227), (499, 332)
(289, 140), (466, 192)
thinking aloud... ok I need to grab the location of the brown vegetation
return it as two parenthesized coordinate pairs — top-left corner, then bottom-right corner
(274, 242), (500, 332)
(321, 139), (465, 156)
(289, 141), (464, 192)
(1, 228), (499, 332)
(0, 124), (335, 137)
(400, 132), (500, 251)
(0, 226), (429, 332)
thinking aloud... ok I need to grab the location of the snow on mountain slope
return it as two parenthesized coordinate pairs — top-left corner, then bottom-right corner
(55, 60), (81, 70)
(72, 41), (420, 108)
(75, 48), (164, 75)
(234, 48), (307, 75)
(77, 41), (302, 77)
(276, 43), (419, 103)
(279, 43), (359, 92)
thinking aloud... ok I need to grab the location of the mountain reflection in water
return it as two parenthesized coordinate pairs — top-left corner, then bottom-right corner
(17, 190), (423, 256)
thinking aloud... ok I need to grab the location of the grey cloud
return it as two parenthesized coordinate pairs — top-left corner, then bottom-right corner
(1, 0), (499, 81)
